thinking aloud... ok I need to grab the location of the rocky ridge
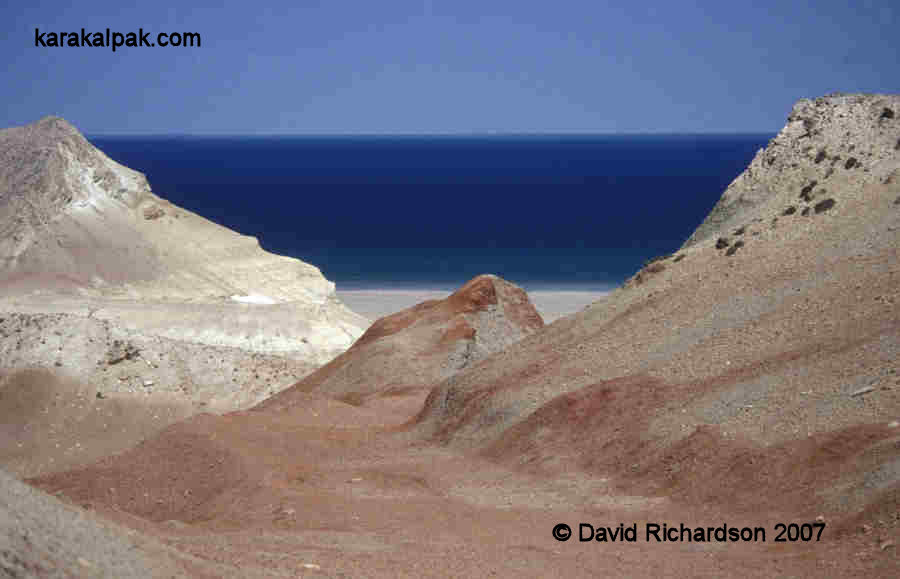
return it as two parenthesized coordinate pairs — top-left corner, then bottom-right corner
(0, 115), (366, 361)
(684, 93), (899, 247)
(0, 117), (345, 304)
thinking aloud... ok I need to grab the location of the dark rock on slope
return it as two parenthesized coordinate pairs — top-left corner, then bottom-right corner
(684, 93), (900, 247)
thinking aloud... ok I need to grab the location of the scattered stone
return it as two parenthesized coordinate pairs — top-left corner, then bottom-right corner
(880, 540), (895, 551)
(106, 340), (140, 365)
(644, 262), (666, 274)
(143, 380), (154, 387)
(733, 226), (746, 235)
(815, 515), (825, 523)
(880, 107), (895, 120)
(894, 196), (900, 205)
(684, 95), (900, 247)
(643, 254), (672, 267)
(162, 519), (188, 530)
(77, 557), (93, 569)
(861, 524), (873, 534)
(799, 181), (818, 201)
(850, 386), (874, 397)
(715, 237), (730, 249)
(96, 392), (105, 399)
(301, 563), (321, 570)
(725, 240), (744, 256)
(142, 204), (165, 220)
(782, 206), (797, 216)
(888, 420), (899, 428)
(844, 157), (858, 170)
(814, 198), (836, 214)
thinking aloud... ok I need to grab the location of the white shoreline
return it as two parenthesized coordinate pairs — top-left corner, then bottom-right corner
(337, 288), (612, 323)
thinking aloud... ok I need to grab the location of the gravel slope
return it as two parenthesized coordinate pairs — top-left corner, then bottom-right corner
(0, 469), (185, 578)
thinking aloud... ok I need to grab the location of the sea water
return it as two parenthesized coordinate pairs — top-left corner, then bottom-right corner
(89, 134), (770, 292)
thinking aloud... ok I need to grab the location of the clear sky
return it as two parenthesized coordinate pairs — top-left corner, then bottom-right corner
(2, 1), (898, 134)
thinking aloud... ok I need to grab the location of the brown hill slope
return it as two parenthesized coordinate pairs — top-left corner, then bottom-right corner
(0, 468), (192, 578)
(258, 274), (543, 410)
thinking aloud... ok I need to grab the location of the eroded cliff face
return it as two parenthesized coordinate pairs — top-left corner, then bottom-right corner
(0, 116), (345, 307)
(0, 117), (367, 426)
(684, 93), (900, 247)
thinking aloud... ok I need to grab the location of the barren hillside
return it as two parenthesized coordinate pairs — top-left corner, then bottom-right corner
(8, 96), (900, 577)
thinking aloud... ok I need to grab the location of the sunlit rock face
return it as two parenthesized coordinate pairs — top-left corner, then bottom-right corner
(684, 93), (900, 247)
(0, 116), (367, 413)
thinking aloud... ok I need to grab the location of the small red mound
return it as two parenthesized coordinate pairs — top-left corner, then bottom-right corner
(257, 274), (543, 409)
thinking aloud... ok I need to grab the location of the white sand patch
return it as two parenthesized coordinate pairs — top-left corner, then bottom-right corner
(337, 290), (450, 321)
(230, 293), (278, 305)
(529, 290), (612, 322)
(337, 288), (612, 323)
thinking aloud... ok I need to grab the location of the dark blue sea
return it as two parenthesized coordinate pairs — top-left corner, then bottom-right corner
(88, 134), (770, 291)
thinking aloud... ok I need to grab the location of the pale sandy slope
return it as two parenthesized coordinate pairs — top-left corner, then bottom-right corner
(0, 116), (366, 359)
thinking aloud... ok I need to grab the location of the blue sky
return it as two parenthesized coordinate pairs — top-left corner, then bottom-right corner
(3, 1), (898, 134)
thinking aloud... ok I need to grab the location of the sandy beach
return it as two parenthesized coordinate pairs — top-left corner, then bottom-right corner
(337, 288), (611, 323)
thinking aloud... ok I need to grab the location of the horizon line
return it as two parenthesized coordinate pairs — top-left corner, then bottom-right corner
(88, 130), (776, 138)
